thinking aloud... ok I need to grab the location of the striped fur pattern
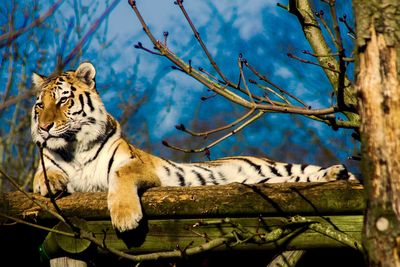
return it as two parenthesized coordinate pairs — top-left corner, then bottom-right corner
(31, 62), (356, 232)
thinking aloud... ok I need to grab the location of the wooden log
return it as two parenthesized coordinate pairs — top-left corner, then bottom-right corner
(37, 215), (363, 258)
(0, 181), (364, 220)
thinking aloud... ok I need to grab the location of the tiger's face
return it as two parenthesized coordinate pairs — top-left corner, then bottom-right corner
(31, 62), (108, 150)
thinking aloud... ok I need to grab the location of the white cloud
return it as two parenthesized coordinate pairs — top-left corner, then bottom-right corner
(274, 66), (293, 79)
(211, 0), (278, 40)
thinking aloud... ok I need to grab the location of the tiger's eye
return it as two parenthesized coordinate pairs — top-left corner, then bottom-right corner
(59, 97), (68, 104)
(36, 102), (44, 109)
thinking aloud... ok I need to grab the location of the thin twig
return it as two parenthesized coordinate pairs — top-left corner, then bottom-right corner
(326, 0), (347, 111)
(339, 15), (356, 38)
(244, 60), (308, 107)
(237, 57), (255, 104)
(163, 110), (264, 153)
(287, 53), (340, 73)
(289, 216), (363, 252)
(134, 42), (162, 56)
(249, 81), (291, 105)
(315, 10), (338, 50)
(175, 0), (230, 85)
(0, 167), (66, 223)
(176, 108), (256, 137)
(0, 212), (75, 237)
(38, 146), (79, 233)
(81, 228), (232, 261)
(198, 67), (225, 84)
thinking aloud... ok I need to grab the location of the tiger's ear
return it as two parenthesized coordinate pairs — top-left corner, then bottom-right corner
(75, 62), (96, 87)
(32, 72), (45, 88)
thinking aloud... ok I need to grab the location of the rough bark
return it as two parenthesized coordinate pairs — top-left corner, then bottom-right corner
(353, 0), (400, 265)
(0, 181), (364, 220)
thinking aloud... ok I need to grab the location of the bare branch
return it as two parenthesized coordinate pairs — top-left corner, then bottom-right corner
(175, 107), (256, 137)
(174, 0), (230, 85)
(287, 52), (340, 73)
(244, 60), (308, 107)
(0, 212), (75, 237)
(129, 1), (338, 116)
(163, 111), (264, 153)
(0, 0), (64, 47)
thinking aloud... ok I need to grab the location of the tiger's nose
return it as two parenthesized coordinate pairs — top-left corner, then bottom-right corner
(39, 122), (54, 132)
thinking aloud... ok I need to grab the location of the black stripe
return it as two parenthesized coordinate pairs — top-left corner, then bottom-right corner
(285, 164), (293, 176)
(54, 148), (73, 162)
(176, 172), (186, 186)
(43, 154), (68, 176)
(258, 178), (271, 183)
(217, 171), (227, 182)
(194, 165), (212, 172)
(84, 122), (117, 165)
(163, 158), (184, 173)
(191, 170), (206, 185)
(107, 144), (120, 183)
(193, 165), (219, 184)
(84, 92), (95, 112)
(70, 85), (77, 91)
(71, 94), (86, 117)
(259, 158), (278, 172)
(234, 157), (265, 176)
(269, 166), (281, 176)
(163, 166), (171, 176)
(127, 143), (136, 159)
(208, 173), (219, 185)
(301, 164), (308, 173)
(78, 94), (86, 117)
(295, 176), (300, 182)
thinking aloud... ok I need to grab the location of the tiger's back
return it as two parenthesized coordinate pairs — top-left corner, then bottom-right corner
(31, 62), (356, 232)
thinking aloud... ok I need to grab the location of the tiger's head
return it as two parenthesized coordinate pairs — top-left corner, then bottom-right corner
(31, 62), (111, 151)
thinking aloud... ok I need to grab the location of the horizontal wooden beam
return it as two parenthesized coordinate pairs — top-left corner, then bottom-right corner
(1, 181), (364, 220)
(41, 215), (363, 256)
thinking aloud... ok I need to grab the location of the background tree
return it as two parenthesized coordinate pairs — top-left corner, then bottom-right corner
(353, 0), (400, 266)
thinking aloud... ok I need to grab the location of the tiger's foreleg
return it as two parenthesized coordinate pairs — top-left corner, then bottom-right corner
(107, 158), (161, 232)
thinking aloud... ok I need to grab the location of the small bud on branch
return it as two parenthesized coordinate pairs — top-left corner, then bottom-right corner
(175, 124), (186, 131)
(134, 42), (162, 56)
(162, 140), (169, 146)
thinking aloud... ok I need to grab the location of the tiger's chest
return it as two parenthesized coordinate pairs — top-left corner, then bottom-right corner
(58, 150), (110, 193)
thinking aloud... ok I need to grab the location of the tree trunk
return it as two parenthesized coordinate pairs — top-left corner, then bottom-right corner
(353, 0), (400, 265)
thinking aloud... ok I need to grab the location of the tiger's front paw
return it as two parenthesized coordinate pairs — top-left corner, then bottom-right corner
(108, 196), (143, 232)
(33, 170), (68, 196)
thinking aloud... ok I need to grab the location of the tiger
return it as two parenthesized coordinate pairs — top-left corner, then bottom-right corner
(31, 62), (357, 232)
